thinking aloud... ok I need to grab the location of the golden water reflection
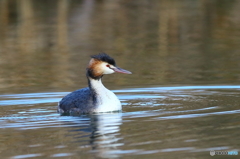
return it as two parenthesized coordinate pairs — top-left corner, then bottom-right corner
(0, 0), (240, 91)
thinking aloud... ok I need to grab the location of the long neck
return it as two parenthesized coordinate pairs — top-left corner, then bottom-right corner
(87, 76), (109, 106)
(86, 68), (105, 91)
(87, 77), (106, 92)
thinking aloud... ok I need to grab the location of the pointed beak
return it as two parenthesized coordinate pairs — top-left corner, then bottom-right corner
(112, 67), (132, 74)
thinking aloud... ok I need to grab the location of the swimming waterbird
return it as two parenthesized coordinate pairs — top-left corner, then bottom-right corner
(58, 53), (132, 114)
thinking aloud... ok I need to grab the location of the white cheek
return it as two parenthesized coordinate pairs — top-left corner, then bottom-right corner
(100, 63), (115, 74)
(103, 68), (115, 74)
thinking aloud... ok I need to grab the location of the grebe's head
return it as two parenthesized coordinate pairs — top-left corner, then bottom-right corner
(87, 53), (132, 80)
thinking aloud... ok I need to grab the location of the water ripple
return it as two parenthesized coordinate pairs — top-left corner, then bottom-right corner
(156, 109), (240, 120)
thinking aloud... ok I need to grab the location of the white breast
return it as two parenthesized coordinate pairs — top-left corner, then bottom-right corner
(90, 79), (122, 112)
(95, 88), (122, 112)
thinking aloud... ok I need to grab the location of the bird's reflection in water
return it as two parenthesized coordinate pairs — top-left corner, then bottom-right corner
(62, 113), (123, 158)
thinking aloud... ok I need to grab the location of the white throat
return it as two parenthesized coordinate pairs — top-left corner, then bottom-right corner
(89, 78), (122, 112)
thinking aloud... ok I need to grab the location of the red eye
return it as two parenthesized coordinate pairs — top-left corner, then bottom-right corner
(106, 65), (110, 67)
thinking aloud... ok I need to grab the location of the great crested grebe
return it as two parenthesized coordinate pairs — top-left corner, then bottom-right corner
(58, 53), (132, 114)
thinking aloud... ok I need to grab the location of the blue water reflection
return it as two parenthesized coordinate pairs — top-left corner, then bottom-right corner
(0, 85), (240, 158)
(59, 113), (123, 158)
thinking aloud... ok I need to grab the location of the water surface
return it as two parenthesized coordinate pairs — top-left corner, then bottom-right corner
(0, 0), (240, 158)
(0, 85), (239, 158)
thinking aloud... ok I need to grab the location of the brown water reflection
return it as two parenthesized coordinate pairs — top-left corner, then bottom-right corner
(1, 1), (240, 159)
(0, 0), (240, 91)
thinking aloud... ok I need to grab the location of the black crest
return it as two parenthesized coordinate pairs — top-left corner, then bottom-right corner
(91, 53), (116, 66)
